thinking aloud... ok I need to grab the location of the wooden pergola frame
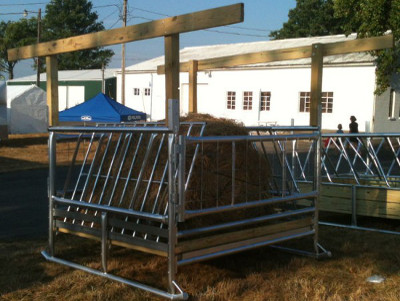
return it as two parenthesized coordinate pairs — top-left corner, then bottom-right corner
(7, 3), (244, 126)
(158, 34), (394, 127)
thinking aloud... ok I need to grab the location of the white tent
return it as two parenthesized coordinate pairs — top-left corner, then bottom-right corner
(7, 85), (48, 134)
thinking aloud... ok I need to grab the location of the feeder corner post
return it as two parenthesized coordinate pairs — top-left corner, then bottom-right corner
(46, 55), (59, 126)
(164, 34), (180, 125)
(310, 43), (323, 255)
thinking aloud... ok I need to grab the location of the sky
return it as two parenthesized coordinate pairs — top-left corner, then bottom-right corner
(0, 0), (297, 79)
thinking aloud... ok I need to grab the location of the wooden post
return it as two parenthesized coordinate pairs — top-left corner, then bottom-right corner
(189, 60), (198, 113)
(46, 56), (59, 126)
(310, 44), (323, 127)
(164, 34), (180, 125)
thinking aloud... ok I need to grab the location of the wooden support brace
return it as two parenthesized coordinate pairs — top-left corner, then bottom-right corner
(156, 34), (394, 74)
(164, 34), (180, 125)
(310, 44), (323, 127)
(46, 56), (59, 126)
(8, 3), (244, 61)
(189, 60), (198, 113)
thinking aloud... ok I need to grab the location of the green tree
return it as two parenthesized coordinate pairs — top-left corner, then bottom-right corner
(0, 19), (37, 79)
(270, 0), (346, 39)
(334, 0), (400, 94)
(42, 0), (114, 70)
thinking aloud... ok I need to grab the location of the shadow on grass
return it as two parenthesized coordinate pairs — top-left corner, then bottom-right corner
(0, 156), (47, 173)
(0, 135), (48, 148)
(0, 238), (53, 295)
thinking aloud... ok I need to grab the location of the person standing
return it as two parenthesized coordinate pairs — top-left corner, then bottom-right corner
(349, 115), (358, 143)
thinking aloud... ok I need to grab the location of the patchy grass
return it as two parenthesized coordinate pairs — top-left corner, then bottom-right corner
(1, 227), (400, 301)
(2, 133), (400, 300)
(0, 133), (90, 173)
(0, 134), (49, 172)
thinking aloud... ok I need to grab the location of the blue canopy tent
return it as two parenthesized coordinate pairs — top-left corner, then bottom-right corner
(59, 93), (146, 122)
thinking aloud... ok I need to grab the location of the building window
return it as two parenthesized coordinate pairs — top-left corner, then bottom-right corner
(144, 88), (151, 96)
(299, 91), (333, 113)
(299, 92), (310, 112)
(227, 91), (236, 110)
(260, 91), (271, 111)
(243, 91), (253, 110)
(321, 92), (333, 113)
(133, 88), (140, 95)
(388, 89), (396, 119)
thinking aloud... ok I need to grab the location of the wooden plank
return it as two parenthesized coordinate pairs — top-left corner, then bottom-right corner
(157, 34), (394, 75)
(323, 34), (394, 56)
(164, 34), (180, 124)
(189, 60), (198, 113)
(157, 45), (312, 74)
(8, 3), (244, 61)
(301, 182), (400, 219)
(46, 56), (59, 126)
(57, 227), (167, 257)
(176, 217), (313, 254)
(310, 43), (323, 127)
(180, 226), (313, 260)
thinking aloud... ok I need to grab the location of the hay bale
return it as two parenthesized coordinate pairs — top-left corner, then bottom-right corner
(65, 114), (275, 232)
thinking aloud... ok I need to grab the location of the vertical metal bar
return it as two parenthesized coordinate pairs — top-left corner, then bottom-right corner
(313, 131), (321, 256)
(117, 133), (145, 207)
(128, 134), (155, 209)
(132, 134), (166, 237)
(200, 141), (204, 209)
(48, 131), (56, 256)
(108, 133), (133, 204)
(70, 132), (96, 201)
(141, 134), (166, 211)
(184, 124), (206, 191)
(351, 185), (357, 226)
(98, 133), (123, 205)
(62, 133), (82, 198)
(178, 135), (185, 222)
(89, 133), (114, 228)
(101, 212), (108, 273)
(281, 140), (287, 197)
(216, 141), (219, 206)
(338, 138), (360, 185)
(231, 141), (236, 205)
(366, 138), (389, 186)
(386, 137), (400, 176)
(168, 133), (177, 294)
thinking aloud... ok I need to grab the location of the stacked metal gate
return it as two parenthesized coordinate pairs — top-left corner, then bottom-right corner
(43, 121), (326, 299)
(251, 128), (400, 234)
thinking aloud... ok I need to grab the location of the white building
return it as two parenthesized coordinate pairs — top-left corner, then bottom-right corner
(117, 34), (399, 132)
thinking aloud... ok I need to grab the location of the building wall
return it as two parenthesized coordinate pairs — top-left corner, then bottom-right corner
(373, 77), (400, 132)
(119, 65), (379, 131)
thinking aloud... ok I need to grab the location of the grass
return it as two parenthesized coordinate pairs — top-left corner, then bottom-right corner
(1, 227), (400, 301)
(1, 134), (400, 300)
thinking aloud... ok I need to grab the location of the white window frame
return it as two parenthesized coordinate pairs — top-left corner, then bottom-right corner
(243, 91), (253, 110)
(227, 91), (236, 110)
(260, 91), (271, 111)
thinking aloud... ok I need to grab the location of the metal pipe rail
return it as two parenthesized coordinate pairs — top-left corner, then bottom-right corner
(250, 128), (400, 234)
(43, 122), (327, 299)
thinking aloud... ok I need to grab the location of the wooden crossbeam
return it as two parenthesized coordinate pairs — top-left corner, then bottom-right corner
(157, 34), (394, 74)
(8, 3), (244, 61)
(323, 34), (394, 56)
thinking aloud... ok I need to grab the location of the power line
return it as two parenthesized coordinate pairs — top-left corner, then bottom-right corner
(0, 2), (47, 6)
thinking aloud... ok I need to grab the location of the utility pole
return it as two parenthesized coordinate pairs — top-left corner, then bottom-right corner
(121, 0), (127, 105)
(36, 8), (41, 87)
